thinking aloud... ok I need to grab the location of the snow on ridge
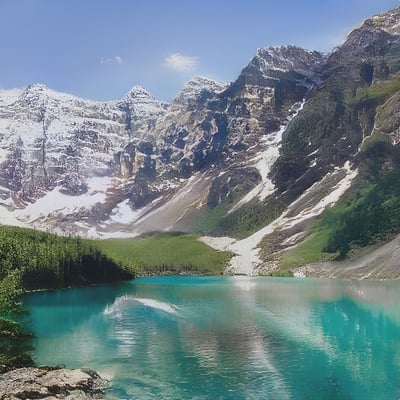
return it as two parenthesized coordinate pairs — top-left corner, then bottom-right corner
(230, 100), (306, 213)
(0, 81), (163, 111)
(123, 85), (160, 103)
(120, 84), (169, 117)
(202, 161), (358, 276)
(1, 83), (125, 125)
(20, 83), (102, 105)
(0, 75), (227, 115)
(283, 161), (357, 228)
(256, 46), (295, 71)
(172, 76), (228, 106)
(255, 45), (323, 77)
(186, 75), (227, 90)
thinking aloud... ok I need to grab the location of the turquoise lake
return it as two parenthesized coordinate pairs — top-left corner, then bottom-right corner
(25, 276), (400, 399)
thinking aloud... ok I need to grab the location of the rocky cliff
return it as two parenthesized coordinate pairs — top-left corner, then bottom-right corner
(0, 46), (323, 238)
(1, 7), (400, 275)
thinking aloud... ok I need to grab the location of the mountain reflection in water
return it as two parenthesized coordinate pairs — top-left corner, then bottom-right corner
(25, 276), (400, 400)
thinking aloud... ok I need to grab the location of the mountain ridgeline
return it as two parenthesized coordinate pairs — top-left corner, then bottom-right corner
(1, 7), (400, 275)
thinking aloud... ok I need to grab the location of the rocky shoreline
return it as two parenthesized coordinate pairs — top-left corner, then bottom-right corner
(0, 366), (106, 399)
(292, 234), (400, 280)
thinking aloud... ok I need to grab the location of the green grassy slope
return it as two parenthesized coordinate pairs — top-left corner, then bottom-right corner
(92, 232), (232, 276)
(272, 164), (400, 275)
(0, 227), (232, 366)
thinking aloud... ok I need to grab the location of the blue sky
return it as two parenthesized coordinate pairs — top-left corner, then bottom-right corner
(0, 0), (398, 101)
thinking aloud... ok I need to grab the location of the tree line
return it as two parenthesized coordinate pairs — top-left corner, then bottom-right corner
(0, 225), (133, 366)
(320, 166), (400, 257)
(0, 226), (133, 293)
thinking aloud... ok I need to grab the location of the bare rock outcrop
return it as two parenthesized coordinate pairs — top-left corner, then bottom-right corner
(0, 367), (105, 399)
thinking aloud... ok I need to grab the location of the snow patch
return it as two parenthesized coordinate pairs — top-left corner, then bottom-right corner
(283, 161), (357, 228)
(12, 176), (112, 224)
(230, 100), (306, 213)
(202, 162), (358, 276)
(109, 199), (134, 224)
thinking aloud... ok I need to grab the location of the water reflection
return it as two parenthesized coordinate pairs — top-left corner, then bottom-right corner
(25, 277), (400, 399)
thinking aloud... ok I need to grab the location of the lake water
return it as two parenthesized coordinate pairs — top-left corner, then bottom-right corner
(25, 276), (400, 399)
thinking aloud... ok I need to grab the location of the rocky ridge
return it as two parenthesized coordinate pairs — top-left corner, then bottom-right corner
(0, 45), (322, 239)
(1, 7), (400, 276)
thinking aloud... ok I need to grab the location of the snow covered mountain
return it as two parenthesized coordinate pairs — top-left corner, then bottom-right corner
(2, 7), (400, 276)
(0, 49), (322, 237)
(0, 76), (224, 234)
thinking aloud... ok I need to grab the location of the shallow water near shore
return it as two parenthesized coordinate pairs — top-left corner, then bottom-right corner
(25, 276), (400, 399)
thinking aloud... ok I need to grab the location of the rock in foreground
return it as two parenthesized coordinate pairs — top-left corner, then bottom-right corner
(0, 367), (105, 399)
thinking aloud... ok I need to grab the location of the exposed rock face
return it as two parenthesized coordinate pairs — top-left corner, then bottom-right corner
(0, 45), (322, 236)
(1, 6), (400, 266)
(0, 367), (105, 399)
(374, 91), (400, 144)
(271, 8), (400, 198)
(327, 8), (400, 81)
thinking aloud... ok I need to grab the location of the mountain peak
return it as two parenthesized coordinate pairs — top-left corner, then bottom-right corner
(16, 83), (54, 108)
(122, 85), (168, 107)
(22, 83), (50, 99)
(172, 75), (227, 106)
(25, 83), (49, 92)
(188, 75), (224, 86)
(21, 83), (85, 102)
(255, 45), (324, 74)
(120, 85), (168, 117)
(365, 7), (400, 35)
(125, 85), (152, 99)
(331, 7), (400, 65)
(26, 82), (47, 90)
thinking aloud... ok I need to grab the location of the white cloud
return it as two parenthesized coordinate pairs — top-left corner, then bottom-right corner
(114, 56), (123, 64)
(100, 55), (123, 65)
(163, 53), (199, 72)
